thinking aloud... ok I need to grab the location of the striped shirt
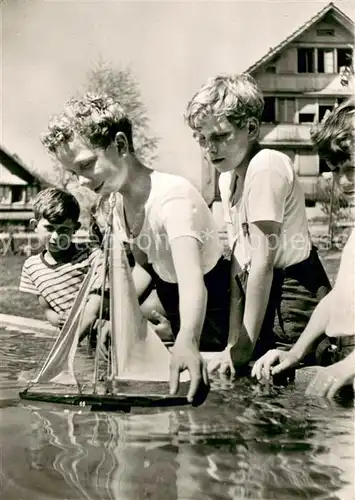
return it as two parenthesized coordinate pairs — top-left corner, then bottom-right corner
(19, 244), (105, 315)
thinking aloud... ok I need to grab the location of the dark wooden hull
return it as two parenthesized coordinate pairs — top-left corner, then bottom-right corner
(19, 389), (189, 412)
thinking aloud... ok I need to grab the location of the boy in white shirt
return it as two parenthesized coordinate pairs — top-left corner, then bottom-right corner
(185, 73), (331, 374)
(252, 98), (355, 398)
(41, 92), (231, 404)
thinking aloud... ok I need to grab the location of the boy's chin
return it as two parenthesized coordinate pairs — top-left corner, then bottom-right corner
(47, 244), (72, 254)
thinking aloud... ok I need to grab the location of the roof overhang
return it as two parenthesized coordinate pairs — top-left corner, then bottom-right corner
(0, 145), (39, 184)
(246, 3), (354, 75)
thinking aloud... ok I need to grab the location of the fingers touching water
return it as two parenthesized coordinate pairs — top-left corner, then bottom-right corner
(169, 340), (209, 405)
(207, 347), (236, 376)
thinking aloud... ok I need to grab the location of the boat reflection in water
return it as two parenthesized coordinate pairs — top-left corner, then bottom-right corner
(3, 374), (353, 500)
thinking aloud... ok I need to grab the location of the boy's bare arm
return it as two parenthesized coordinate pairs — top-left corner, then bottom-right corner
(228, 259), (244, 345)
(232, 220), (279, 365)
(77, 293), (103, 342)
(38, 295), (63, 327)
(305, 348), (355, 398)
(276, 292), (333, 364)
(252, 287), (333, 380)
(38, 293), (104, 340)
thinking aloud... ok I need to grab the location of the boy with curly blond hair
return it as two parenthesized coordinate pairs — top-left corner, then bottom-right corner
(185, 73), (331, 375)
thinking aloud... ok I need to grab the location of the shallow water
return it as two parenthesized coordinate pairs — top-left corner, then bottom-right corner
(0, 328), (354, 500)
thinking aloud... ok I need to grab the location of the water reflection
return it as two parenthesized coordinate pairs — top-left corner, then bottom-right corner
(1, 395), (352, 500)
(0, 329), (354, 500)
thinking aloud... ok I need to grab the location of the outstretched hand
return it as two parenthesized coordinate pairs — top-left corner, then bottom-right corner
(251, 349), (301, 381)
(207, 347), (235, 376)
(305, 359), (355, 399)
(170, 338), (209, 405)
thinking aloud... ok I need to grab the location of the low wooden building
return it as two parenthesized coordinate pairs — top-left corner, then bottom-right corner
(0, 145), (42, 229)
(203, 2), (354, 208)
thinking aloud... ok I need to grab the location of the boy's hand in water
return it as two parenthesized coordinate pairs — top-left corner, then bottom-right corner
(207, 347), (235, 376)
(251, 349), (300, 381)
(305, 355), (355, 399)
(169, 338), (209, 405)
(251, 349), (286, 381)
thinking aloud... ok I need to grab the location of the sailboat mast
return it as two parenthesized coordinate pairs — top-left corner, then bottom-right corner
(92, 194), (116, 394)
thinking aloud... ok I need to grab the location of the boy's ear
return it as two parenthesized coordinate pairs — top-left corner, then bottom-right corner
(247, 118), (260, 141)
(114, 132), (129, 156)
(29, 218), (38, 230)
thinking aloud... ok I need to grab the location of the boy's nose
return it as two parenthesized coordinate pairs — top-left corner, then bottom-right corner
(49, 233), (58, 244)
(206, 141), (218, 154)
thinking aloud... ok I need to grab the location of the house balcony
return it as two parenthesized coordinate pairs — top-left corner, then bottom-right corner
(0, 202), (34, 211)
(257, 73), (348, 94)
(260, 124), (312, 146)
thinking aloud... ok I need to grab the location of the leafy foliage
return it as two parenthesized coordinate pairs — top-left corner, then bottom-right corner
(85, 60), (158, 166)
(317, 176), (349, 218)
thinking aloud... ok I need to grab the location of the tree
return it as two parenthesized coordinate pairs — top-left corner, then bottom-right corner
(85, 60), (159, 166)
(317, 175), (352, 247)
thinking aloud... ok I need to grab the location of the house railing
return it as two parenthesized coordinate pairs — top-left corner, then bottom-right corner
(257, 73), (351, 93)
(0, 202), (35, 210)
(260, 123), (312, 143)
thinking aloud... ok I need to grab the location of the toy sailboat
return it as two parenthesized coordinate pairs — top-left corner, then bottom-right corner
(19, 196), (190, 410)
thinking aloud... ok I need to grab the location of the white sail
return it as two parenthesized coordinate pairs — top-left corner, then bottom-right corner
(31, 255), (102, 385)
(110, 212), (189, 382)
(26, 199), (189, 390)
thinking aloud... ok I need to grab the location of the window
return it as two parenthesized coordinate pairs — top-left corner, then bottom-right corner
(11, 186), (24, 203)
(278, 98), (296, 123)
(298, 48), (314, 73)
(261, 97), (276, 123)
(26, 185), (39, 203)
(317, 49), (335, 73)
(0, 186), (11, 204)
(265, 65), (276, 74)
(319, 158), (331, 175)
(337, 48), (353, 72)
(319, 104), (334, 122)
(299, 113), (315, 124)
(316, 28), (335, 37)
(298, 99), (316, 124)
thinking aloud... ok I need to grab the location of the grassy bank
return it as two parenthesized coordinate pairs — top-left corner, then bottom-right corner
(0, 249), (342, 321)
(0, 255), (43, 319)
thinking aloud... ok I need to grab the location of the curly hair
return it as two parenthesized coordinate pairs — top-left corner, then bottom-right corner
(185, 73), (264, 131)
(310, 98), (355, 167)
(41, 93), (134, 154)
(33, 188), (80, 223)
